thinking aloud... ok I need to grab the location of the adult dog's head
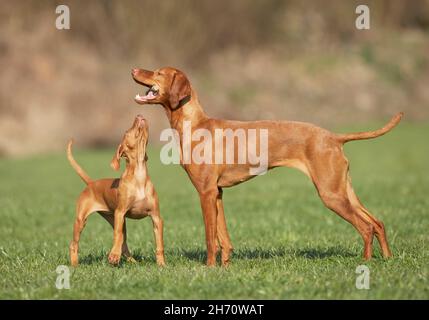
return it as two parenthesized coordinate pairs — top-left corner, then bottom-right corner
(132, 67), (191, 110)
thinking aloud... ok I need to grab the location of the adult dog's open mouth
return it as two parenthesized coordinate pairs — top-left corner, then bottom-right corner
(135, 84), (159, 103)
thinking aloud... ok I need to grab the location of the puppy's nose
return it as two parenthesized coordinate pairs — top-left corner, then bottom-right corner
(131, 68), (139, 76)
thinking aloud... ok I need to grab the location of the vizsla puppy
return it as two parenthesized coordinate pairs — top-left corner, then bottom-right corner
(68, 115), (165, 266)
(131, 66), (402, 266)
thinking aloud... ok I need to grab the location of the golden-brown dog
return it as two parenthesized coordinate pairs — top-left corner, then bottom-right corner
(67, 115), (165, 266)
(132, 66), (402, 267)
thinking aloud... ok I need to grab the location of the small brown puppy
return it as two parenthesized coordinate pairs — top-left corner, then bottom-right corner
(67, 115), (165, 266)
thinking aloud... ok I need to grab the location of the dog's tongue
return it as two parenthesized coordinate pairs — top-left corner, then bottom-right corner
(135, 91), (156, 102)
(147, 91), (156, 99)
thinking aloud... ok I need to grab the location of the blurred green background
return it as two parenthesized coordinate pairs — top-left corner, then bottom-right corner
(0, 0), (428, 156)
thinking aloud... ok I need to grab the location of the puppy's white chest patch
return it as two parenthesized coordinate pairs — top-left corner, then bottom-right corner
(136, 187), (145, 200)
(134, 168), (147, 200)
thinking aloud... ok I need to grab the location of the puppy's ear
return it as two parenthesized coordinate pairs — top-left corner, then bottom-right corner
(169, 71), (191, 109)
(110, 144), (123, 171)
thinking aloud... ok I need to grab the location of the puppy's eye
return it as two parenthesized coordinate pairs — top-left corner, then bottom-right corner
(126, 143), (133, 149)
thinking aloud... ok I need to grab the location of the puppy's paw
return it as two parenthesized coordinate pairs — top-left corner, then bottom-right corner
(108, 251), (121, 265)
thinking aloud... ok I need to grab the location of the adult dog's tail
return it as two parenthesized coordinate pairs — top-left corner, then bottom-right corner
(67, 139), (92, 185)
(336, 112), (403, 144)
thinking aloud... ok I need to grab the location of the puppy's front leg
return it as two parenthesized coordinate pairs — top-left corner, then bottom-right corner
(108, 207), (127, 265)
(151, 212), (165, 266)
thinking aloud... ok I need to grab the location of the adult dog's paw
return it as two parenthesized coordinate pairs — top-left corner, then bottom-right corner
(157, 259), (166, 267)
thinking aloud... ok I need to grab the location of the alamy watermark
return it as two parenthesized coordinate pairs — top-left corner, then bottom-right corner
(55, 265), (70, 289)
(54, 4), (369, 31)
(160, 121), (269, 175)
(55, 5), (70, 30)
(355, 5), (370, 30)
(355, 265), (370, 289)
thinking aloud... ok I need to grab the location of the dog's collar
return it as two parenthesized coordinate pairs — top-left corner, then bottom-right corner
(177, 95), (191, 109)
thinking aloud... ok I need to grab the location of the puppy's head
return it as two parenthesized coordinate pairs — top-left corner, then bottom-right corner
(132, 67), (191, 110)
(110, 115), (148, 171)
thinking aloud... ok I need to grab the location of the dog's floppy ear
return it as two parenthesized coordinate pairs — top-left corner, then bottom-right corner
(169, 71), (191, 109)
(110, 143), (124, 171)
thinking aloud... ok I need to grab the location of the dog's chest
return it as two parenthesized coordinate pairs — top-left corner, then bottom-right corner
(135, 186), (146, 200)
(123, 173), (150, 218)
(127, 197), (151, 219)
(133, 171), (147, 200)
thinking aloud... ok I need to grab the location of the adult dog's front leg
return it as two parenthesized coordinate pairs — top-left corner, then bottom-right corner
(217, 189), (233, 266)
(108, 207), (127, 265)
(199, 189), (219, 266)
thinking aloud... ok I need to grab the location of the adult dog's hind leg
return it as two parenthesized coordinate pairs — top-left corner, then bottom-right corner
(309, 150), (376, 260)
(346, 176), (392, 258)
(318, 190), (375, 259)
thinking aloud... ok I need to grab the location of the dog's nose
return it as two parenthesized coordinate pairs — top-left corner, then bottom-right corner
(131, 68), (139, 76)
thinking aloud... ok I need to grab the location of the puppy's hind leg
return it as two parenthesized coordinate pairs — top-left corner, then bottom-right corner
(70, 190), (96, 267)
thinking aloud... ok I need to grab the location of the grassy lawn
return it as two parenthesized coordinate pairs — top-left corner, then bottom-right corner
(0, 123), (428, 299)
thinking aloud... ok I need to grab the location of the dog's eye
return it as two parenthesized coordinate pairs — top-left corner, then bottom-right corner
(126, 143), (133, 149)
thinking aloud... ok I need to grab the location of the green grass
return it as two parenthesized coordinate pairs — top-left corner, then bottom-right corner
(0, 123), (428, 299)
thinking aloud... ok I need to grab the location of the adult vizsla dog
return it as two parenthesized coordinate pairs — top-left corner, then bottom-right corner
(68, 115), (165, 266)
(131, 66), (402, 267)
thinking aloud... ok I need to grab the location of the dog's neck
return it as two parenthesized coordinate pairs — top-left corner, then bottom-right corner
(164, 88), (208, 134)
(122, 159), (148, 182)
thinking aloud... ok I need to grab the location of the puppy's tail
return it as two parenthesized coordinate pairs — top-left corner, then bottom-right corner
(67, 139), (92, 185)
(336, 112), (403, 144)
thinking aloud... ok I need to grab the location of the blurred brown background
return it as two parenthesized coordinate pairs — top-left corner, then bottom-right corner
(1, 0), (428, 156)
